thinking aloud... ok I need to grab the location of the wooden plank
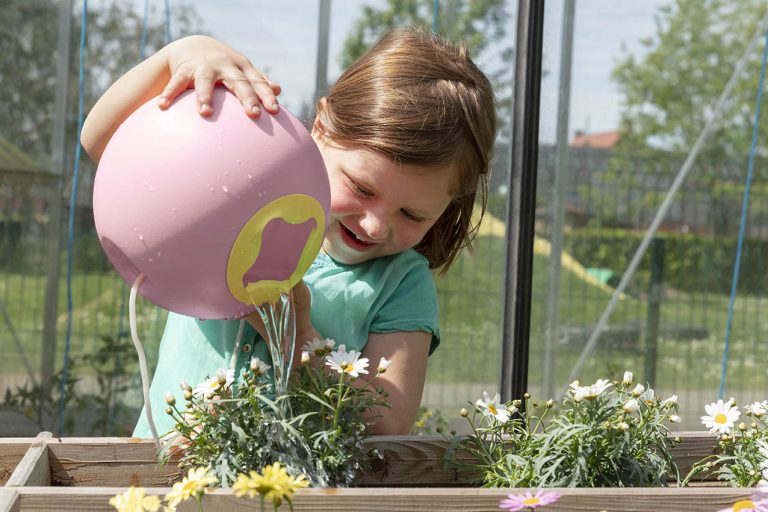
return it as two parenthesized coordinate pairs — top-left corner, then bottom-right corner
(0, 441), (32, 486)
(46, 437), (178, 487)
(5, 433), (51, 487)
(42, 432), (721, 487)
(0, 489), (20, 512)
(13, 486), (757, 512)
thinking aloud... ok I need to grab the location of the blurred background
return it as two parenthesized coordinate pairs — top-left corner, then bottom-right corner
(2, 0), (768, 436)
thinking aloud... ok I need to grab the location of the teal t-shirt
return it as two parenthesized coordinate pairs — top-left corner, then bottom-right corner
(133, 249), (440, 437)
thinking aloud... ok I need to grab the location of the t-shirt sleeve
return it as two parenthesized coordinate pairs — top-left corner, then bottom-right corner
(369, 260), (441, 355)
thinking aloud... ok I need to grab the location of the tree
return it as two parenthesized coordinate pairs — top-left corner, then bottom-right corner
(0, 0), (205, 166)
(340, 0), (509, 69)
(612, 0), (768, 162)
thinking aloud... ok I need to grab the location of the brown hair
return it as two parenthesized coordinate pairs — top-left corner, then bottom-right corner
(315, 26), (496, 273)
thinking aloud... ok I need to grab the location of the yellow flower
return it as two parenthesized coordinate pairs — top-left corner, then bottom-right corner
(109, 486), (161, 512)
(164, 467), (218, 509)
(233, 462), (309, 507)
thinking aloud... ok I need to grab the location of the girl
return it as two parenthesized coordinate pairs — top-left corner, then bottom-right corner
(81, 27), (496, 436)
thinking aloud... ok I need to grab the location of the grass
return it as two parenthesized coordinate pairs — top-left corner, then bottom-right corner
(3, 234), (768, 431)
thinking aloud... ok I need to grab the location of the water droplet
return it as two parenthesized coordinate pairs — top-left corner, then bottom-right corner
(139, 235), (144, 241)
(222, 185), (229, 193)
(172, 208), (177, 213)
(148, 258), (153, 262)
(156, 251), (162, 257)
(247, 174), (253, 180)
(236, 159), (242, 165)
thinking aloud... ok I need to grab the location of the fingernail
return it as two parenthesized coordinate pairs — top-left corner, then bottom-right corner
(251, 105), (261, 115)
(158, 97), (169, 108)
(270, 102), (279, 111)
(200, 103), (211, 114)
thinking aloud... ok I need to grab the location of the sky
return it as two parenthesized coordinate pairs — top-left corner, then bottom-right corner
(134, 0), (669, 144)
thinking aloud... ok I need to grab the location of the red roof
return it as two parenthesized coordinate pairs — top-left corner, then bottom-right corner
(570, 131), (620, 149)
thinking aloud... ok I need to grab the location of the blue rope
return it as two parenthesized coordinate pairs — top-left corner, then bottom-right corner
(164, 0), (172, 43)
(58, 0), (88, 434)
(139, 0), (150, 60)
(718, 30), (768, 400)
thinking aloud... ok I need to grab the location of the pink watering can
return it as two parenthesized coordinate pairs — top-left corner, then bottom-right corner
(93, 88), (330, 319)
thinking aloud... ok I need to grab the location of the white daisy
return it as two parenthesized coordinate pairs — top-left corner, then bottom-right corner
(301, 337), (336, 357)
(249, 356), (270, 377)
(661, 394), (678, 407)
(701, 399), (741, 434)
(192, 368), (235, 399)
(747, 401), (768, 417)
(669, 414), (682, 424)
(570, 378), (612, 402)
(623, 398), (639, 413)
(476, 391), (510, 424)
(192, 368), (235, 400)
(622, 371), (633, 385)
(325, 347), (369, 378)
(632, 384), (645, 397)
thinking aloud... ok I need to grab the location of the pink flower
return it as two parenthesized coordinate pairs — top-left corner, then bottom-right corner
(499, 490), (560, 510)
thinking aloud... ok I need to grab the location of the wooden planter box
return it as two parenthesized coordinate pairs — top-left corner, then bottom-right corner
(0, 432), (758, 511)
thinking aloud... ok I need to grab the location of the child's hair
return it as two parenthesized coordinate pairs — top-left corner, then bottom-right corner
(315, 26), (497, 272)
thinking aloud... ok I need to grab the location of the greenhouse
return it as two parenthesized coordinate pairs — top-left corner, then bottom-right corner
(2, 1), (768, 510)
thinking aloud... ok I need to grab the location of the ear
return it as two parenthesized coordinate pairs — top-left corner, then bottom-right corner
(311, 98), (328, 139)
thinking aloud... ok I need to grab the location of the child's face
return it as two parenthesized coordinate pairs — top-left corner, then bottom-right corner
(313, 135), (454, 266)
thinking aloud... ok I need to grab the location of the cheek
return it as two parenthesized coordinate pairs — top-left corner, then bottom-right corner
(394, 222), (433, 249)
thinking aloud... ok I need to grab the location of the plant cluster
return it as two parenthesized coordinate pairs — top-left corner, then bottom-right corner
(684, 397), (768, 488)
(110, 462), (307, 512)
(160, 338), (390, 488)
(444, 371), (682, 488)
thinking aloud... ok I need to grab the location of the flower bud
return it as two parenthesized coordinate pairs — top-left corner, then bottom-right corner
(301, 351), (311, 365)
(738, 422), (747, 432)
(165, 407), (173, 416)
(215, 368), (227, 385)
(377, 357), (391, 374)
(164, 392), (176, 406)
(460, 408), (469, 417)
(674, 436), (682, 443)
(669, 414), (682, 424)
(523, 392), (531, 399)
(184, 389), (193, 401)
(617, 422), (629, 431)
(179, 379), (191, 392)
(632, 384), (645, 397)
(546, 399), (554, 408)
(622, 371), (633, 385)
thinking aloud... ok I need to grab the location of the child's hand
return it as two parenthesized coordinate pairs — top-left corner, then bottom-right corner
(159, 35), (281, 118)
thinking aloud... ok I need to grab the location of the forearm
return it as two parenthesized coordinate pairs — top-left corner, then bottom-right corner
(80, 39), (179, 162)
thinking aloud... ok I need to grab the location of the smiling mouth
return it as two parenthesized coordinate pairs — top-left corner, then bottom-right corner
(341, 223), (374, 247)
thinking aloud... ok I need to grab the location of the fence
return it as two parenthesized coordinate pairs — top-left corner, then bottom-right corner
(2, 145), (767, 434)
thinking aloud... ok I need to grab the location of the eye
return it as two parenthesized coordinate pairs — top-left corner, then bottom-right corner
(401, 209), (426, 223)
(348, 178), (372, 198)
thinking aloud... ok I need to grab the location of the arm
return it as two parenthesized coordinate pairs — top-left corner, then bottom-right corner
(81, 34), (280, 163)
(362, 331), (431, 435)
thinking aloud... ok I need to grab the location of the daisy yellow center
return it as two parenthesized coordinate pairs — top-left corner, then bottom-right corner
(715, 413), (728, 424)
(733, 499), (756, 511)
(488, 403), (498, 415)
(522, 497), (541, 505)
(341, 362), (354, 373)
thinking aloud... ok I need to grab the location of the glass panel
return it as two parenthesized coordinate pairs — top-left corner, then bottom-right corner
(533, 0), (768, 429)
(1, 0), (517, 436)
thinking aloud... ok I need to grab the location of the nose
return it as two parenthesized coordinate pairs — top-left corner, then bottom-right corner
(359, 210), (389, 240)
